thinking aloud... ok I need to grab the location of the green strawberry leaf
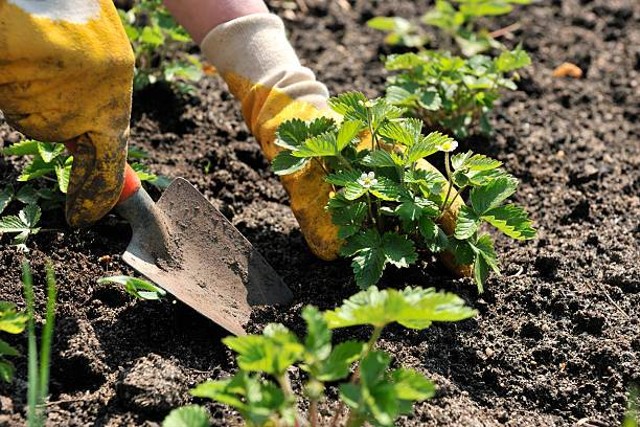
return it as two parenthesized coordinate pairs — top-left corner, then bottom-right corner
(341, 231), (417, 288)
(223, 324), (304, 376)
(0, 204), (41, 245)
(359, 150), (401, 168)
(326, 170), (362, 187)
(313, 340), (364, 382)
(162, 405), (210, 427)
(406, 132), (452, 164)
(0, 186), (14, 215)
(396, 195), (439, 226)
(329, 91), (369, 122)
(1, 139), (40, 156)
(0, 360), (15, 383)
(381, 232), (418, 268)
(192, 372), (292, 426)
(337, 120), (364, 151)
(324, 286), (477, 330)
(370, 176), (403, 201)
(272, 151), (309, 176)
(293, 132), (339, 158)
(302, 306), (331, 361)
(0, 302), (28, 334)
(482, 204), (536, 240)
(451, 151), (502, 171)
(470, 175), (519, 214)
(330, 202), (367, 239)
(392, 368), (436, 401)
(15, 185), (39, 205)
(276, 118), (311, 150)
(378, 118), (423, 147)
(468, 234), (500, 292)
(418, 217), (449, 253)
(454, 205), (481, 240)
(98, 275), (166, 300)
(37, 142), (65, 163)
(55, 157), (72, 194)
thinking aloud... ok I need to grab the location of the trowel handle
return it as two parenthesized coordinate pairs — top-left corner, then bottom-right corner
(118, 163), (142, 205)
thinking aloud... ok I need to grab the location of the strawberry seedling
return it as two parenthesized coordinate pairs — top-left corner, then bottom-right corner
(0, 300), (28, 383)
(165, 286), (476, 427)
(98, 275), (166, 301)
(423, 0), (531, 56)
(117, 0), (203, 92)
(1, 140), (166, 250)
(369, 0), (531, 56)
(366, 16), (428, 48)
(383, 48), (531, 138)
(272, 92), (535, 291)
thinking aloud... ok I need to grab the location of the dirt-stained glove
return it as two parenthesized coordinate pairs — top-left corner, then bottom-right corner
(0, 0), (135, 227)
(201, 14), (470, 276)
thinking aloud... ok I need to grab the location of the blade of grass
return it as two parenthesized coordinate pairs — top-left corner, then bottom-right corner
(38, 262), (56, 403)
(22, 260), (40, 427)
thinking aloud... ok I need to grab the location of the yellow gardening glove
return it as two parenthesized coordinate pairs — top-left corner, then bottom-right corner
(201, 14), (471, 277)
(201, 14), (341, 260)
(0, 0), (135, 227)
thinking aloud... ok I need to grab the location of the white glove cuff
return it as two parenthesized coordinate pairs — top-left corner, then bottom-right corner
(200, 13), (329, 109)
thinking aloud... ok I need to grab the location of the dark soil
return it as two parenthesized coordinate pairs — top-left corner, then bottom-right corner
(1, 0), (639, 425)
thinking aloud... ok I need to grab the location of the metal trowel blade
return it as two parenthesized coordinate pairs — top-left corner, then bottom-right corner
(120, 178), (293, 336)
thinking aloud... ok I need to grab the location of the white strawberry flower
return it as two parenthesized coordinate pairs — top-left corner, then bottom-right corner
(437, 139), (459, 153)
(358, 171), (378, 188)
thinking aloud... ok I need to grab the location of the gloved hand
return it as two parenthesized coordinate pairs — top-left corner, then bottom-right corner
(0, 0), (135, 227)
(200, 13), (470, 276)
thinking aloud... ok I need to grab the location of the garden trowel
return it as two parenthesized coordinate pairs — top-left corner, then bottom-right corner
(113, 164), (293, 336)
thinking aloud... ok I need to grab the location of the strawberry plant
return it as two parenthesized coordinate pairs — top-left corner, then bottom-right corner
(625, 387), (639, 427)
(368, 0), (531, 56)
(164, 286), (477, 427)
(117, 0), (203, 92)
(272, 92), (535, 291)
(423, 0), (531, 56)
(383, 48), (530, 138)
(0, 140), (166, 250)
(0, 300), (28, 383)
(98, 275), (166, 300)
(0, 203), (42, 251)
(366, 16), (428, 48)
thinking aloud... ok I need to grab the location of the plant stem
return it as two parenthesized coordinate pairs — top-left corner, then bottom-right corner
(278, 372), (302, 425)
(278, 373), (295, 400)
(337, 155), (355, 172)
(313, 158), (331, 177)
(310, 399), (319, 427)
(365, 326), (383, 355)
(439, 152), (454, 215)
(345, 412), (366, 427)
(329, 326), (385, 427)
(313, 159), (336, 192)
(443, 184), (466, 216)
(365, 193), (376, 227)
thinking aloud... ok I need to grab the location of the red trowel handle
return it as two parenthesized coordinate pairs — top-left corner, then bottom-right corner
(119, 163), (141, 204)
(64, 141), (141, 205)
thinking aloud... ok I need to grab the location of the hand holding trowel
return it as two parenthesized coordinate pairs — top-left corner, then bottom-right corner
(110, 163), (293, 336)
